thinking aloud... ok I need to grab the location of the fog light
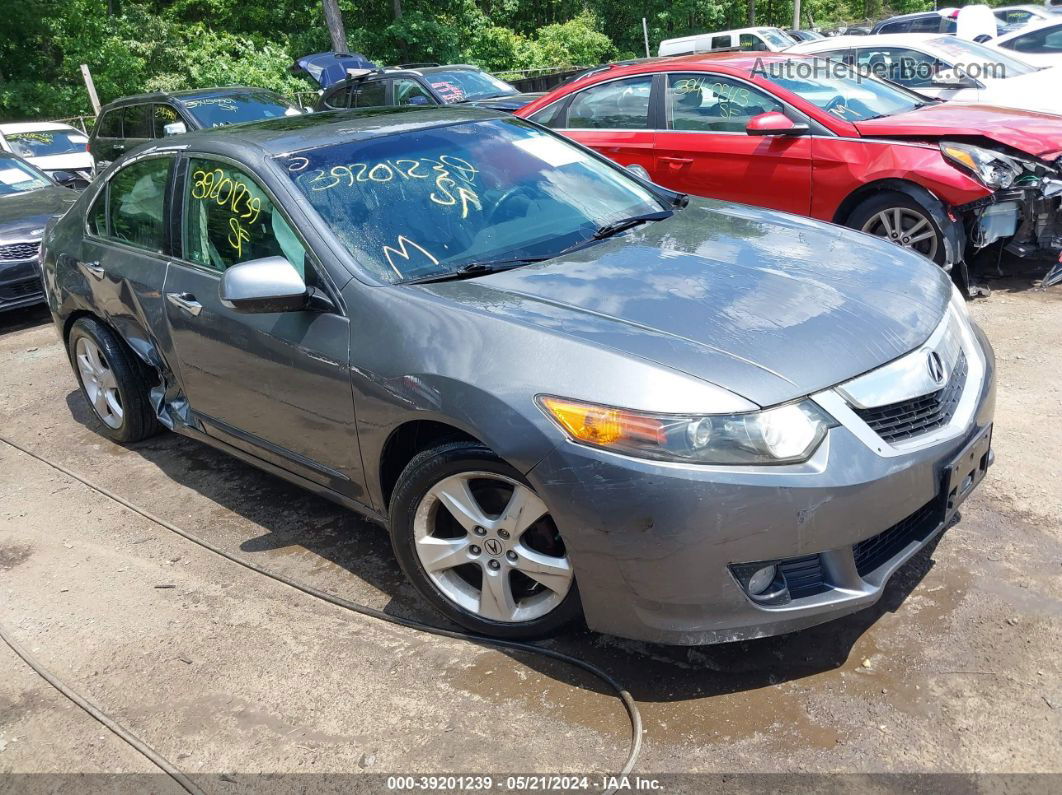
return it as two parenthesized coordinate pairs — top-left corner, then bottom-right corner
(747, 565), (777, 596)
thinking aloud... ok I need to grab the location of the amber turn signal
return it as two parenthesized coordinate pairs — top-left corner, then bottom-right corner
(538, 397), (666, 447)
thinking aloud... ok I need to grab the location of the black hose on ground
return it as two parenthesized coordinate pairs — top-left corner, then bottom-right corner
(0, 434), (643, 793)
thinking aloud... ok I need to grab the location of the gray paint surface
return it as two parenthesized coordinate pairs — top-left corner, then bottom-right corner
(40, 108), (995, 643)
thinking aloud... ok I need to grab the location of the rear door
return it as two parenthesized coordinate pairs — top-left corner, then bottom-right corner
(90, 108), (124, 166)
(540, 75), (658, 176)
(162, 155), (364, 498)
(652, 72), (813, 214)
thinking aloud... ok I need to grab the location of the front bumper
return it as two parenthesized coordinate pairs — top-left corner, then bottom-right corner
(528, 323), (996, 645)
(0, 255), (45, 312)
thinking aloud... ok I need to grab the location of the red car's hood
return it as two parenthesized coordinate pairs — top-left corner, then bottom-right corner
(855, 103), (1062, 160)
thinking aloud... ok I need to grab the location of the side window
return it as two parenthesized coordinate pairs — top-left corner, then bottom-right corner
(667, 73), (784, 133)
(528, 100), (567, 128)
(351, 80), (387, 108)
(857, 47), (942, 88)
(122, 105), (152, 139)
(322, 85), (351, 110)
(153, 105), (181, 137)
(739, 34), (768, 51)
(810, 49), (851, 65)
(96, 110), (122, 138)
(1007, 27), (1062, 53)
(567, 76), (652, 129)
(88, 189), (108, 237)
(105, 157), (171, 251)
(183, 158), (307, 276)
(711, 35), (731, 51)
(878, 21), (911, 34)
(394, 78), (435, 106)
(910, 16), (943, 33)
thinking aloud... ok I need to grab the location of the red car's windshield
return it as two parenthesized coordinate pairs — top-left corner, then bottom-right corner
(755, 57), (929, 121)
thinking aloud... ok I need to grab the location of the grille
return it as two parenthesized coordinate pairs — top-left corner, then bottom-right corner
(854, 352), (968, 443)
(0, 241), (40, 262)
(853, 498), (941, 577)
(3, 278), (42, 299)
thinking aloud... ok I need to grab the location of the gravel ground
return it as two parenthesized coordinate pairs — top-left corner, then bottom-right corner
(0, 278), (1059, 788)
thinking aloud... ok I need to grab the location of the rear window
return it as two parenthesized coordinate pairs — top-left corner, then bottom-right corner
(178, 91), (300, 128)
(5, 129), (88, 157)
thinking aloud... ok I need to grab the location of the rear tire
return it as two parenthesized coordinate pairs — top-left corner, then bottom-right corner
(67, 317), (161, 443)
(847, 191), (946, 265)
(389, 441), (581, 639)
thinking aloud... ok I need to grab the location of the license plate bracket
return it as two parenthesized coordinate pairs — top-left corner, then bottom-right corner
(944, 424), (992, 523)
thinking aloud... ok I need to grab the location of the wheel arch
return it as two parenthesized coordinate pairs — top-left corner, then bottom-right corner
(833, 179), (965, 267)
(378, 419), (483, 513)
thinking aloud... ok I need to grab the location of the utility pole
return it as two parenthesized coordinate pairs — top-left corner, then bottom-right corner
(642, 18), (650, 58)
(80, 64), (101, 116)
(793, 0), (801, 30)
(748, 0), (756, 26)
(321, 0), (348, 53)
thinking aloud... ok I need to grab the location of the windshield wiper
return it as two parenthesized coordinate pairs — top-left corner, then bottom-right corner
(592, 210), (673, 240)
(402, 258), (546, 285)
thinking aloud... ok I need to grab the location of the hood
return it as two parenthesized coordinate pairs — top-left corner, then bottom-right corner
(29, 152), (95, 172)
(422, 201), (951, 407)
(0, 186), (77, 242)
(466, 92), (545, 112)
(855, 101), (1062, 158)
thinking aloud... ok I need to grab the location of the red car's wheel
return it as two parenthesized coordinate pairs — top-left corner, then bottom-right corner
(847, 192), (945, 265)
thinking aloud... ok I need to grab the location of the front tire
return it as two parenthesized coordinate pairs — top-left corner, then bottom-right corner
(847, 191), (946, 265)
(67, 317), (160, 443)
(389, 441), (581, 639)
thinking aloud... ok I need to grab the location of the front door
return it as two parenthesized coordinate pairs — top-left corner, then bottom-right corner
(162, 156), (365, 499)
(557, 75), (658, 177)
(652, 73), (813, 215)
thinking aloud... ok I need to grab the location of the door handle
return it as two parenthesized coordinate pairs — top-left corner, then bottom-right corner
(166, 292), (203, 317)
(113, 143), (126, 151)
(81, 260), (105, 280)
(660, 156), (694, 165)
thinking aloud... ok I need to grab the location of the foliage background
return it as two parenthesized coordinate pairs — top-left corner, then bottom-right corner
(0, 0), (999, 120)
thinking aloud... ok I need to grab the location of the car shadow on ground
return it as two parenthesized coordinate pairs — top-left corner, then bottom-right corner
(63, 389), (941, 707)
(0, 303), (52, 335)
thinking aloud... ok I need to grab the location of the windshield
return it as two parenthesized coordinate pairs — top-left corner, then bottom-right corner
(178, 91), (301, 128)
(282, 117), (664, 283)
(927, 36), (1038, 77)
(0, 156), (52, 196)
(426, 70), (519, 103)
(761, 28), (796, 48)
(759, 57), (926, 121)
(5, 129), (88, 157)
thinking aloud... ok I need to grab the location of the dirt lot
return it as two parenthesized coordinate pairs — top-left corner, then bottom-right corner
(1, 277), (1060, 789)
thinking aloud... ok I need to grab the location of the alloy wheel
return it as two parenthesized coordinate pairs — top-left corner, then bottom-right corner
(860, 206), (939, 261)
(412, 472), (573, 623)
(75, 336), (124, 429)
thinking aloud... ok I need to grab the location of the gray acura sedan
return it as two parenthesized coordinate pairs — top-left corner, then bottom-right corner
(40, 107), (994, 644)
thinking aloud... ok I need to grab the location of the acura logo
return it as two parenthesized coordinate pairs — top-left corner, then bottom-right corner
(484, 538), (503, 556)
(927, 351), (946, 384)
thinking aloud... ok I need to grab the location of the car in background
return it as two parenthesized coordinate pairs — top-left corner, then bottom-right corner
(316, 65), (543, 113)
(993, 4), (1061, 28)
(823, 25), (872, 37)
(0, 151), (78, 312)
(786, 29), (825, 43)
(516, 53), (1062, 272)
(89, 87), (303, 169)
(989, 17), (1062, 65)
(787, 34), (1062, 115)
(41, 107), (994, 644)
(870, 10), (959, 35)
(0, 122), (94, 187)
(658, 27), (795, 57)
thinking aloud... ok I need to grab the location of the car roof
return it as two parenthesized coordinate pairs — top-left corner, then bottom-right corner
(661, 26), (785, 43)
(100, 86), (282, 110)
(0, 121), (82, 134)
(143, 106), (505, 159)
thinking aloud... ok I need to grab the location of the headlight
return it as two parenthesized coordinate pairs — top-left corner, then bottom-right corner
(537, 396), (836, 465)
(940, 142), (1022, 189)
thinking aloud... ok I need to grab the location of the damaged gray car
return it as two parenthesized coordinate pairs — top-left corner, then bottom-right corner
(40, 108), (995, 644)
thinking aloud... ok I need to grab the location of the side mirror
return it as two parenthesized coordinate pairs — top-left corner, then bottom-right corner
(163, 121), (188, 137)
(50, 170), (80, 188)
(220, 256), (308, 314)
(625, 163), (652, 180)
(746, 111), (809, 136)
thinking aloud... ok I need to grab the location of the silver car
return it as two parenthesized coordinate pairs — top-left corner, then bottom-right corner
(40, 108), (995, 644)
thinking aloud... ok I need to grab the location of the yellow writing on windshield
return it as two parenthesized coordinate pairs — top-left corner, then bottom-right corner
(382, 235), (438, 277)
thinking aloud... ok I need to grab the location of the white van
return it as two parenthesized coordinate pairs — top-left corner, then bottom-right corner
(658, 27), (795, 57)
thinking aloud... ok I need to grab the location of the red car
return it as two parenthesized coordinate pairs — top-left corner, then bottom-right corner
(516, 53), (1062, 274)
